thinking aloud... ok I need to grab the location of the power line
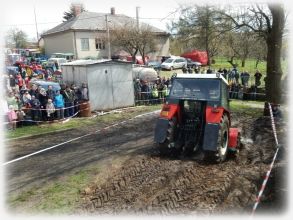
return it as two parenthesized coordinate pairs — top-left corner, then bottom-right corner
(0, 14), (175, 28)
(0, 21), (61, 27)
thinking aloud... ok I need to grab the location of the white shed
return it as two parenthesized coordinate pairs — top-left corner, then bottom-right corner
(61, 60), (135, 111)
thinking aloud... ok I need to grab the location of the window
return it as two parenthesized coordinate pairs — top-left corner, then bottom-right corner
(170, 78), (220, 101)
(95, 39), (105, 50)
(81, 38), (89, 51)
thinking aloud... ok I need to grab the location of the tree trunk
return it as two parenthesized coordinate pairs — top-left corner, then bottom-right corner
(132, 49), (138, 64)
(142, 54), (146, 65)
(227, 56), (236, 67)
(266, 5), (284, 104)
(241, 59), (246, 67)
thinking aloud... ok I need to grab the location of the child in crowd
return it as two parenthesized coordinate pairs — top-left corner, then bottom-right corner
(7, 105), (17, 130)
(46, 98), (55, 121)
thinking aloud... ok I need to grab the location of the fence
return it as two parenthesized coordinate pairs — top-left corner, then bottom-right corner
(4, 102), (91, 128)
(134, 89), (267, 105)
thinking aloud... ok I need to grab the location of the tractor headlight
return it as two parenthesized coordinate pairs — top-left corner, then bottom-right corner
(161, 111), (169, 117)
(212, 104), (220, 113)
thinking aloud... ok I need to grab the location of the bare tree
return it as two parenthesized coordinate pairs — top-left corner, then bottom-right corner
(110, 22), (156, 64)
(250, 37), (267, 68)
(137, 25), (157, 64)
(5, 28), (28, 48)
(110, 22), (139, 63)
(222, 3), (285, 103)
(170, 5), (229, 65)
(223, 30), (265, 68)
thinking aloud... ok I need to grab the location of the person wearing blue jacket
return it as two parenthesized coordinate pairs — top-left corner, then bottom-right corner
(54, 90), (64, 119)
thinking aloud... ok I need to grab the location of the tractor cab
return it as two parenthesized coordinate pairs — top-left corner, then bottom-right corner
(154, 74), (240, 162)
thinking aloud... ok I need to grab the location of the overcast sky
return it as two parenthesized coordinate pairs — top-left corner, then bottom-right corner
(1, 0), (185, 40)
(0, 0), (292, 41)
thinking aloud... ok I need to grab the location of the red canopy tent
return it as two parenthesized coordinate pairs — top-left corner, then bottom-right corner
(181, 50), (208, 65)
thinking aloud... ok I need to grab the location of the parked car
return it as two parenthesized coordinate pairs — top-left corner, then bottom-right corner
(6, 53), (21, 65)
(147, 60), (161, 72)
(51, 53), (74, 61)
(6, 66), (19, 75)
(29, 80), (61, 92)
(161, 56), (171, 63)
(186, 58), (202, 68)
(161, 57), (187, 70)
(47, 58), (67, 71)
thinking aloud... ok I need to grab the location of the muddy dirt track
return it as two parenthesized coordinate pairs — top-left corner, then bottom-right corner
(77, 112), (288, 215)
(5, 109), (287, 215)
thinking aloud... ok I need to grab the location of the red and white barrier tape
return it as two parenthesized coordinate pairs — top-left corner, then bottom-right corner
(251, 103), (280, 215)
(268, 103), (279, 146)
(3, 106), (90, 125)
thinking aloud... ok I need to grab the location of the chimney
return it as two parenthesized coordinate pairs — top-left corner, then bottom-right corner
(73, 4), (82, 16)
(110, 7), (115, 15)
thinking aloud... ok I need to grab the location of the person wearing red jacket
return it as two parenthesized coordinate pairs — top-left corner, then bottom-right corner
(15, 73), (24, 90)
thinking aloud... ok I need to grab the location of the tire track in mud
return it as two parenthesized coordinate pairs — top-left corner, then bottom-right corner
(82, 156), (240, 214)
(79, 111), (287, 215)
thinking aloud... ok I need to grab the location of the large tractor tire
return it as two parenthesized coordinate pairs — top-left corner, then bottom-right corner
(158, 117), (178, 156)
(205, 115), (229, 163)
(214, 115), (229, 162)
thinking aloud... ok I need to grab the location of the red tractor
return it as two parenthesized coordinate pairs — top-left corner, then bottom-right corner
(154, 73), (240, 162)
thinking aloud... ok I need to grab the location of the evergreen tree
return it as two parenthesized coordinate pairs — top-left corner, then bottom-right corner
(63, 3), (86, 21)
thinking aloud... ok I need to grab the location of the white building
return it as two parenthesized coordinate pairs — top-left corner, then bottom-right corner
(42, 8), (170, 60)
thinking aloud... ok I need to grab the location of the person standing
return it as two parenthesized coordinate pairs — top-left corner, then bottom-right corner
(80, 83), (89, 101)
(30, 95), (41, 122)
(22, 91), (32, 107)
(16, 73), (24, 90)
(206, 67), (213, 74)
(9, 75), (16, 90)
(54, 90), (65, 120)
(70, 84), (78, 115)
(46, 99), (55, 121)
(254, 70), (262, 87)
(243, 71), (250, 87)
(141, 81), (149, 102)
(234, 68), (240, 85)
(46, 85), (55, 101)
(157, 79), (165, 103)
(223, 68), (228, 79)
(7, 105), (18, 130)
(63, 86), (75, 117)
(38, 88), (48, 121)
(6, 92), (19, 111)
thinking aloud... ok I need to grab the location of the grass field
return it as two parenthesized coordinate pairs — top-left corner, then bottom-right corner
(5, 105), (162, 140)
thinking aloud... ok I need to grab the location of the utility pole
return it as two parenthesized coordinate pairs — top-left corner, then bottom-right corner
(136, 6), (140, 30)
(105, 15), (111, 59)
(34, 6), (39, 41)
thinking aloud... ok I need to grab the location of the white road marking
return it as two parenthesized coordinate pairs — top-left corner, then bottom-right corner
(3, 133), (92, 166)
(3, 110), (160, 166)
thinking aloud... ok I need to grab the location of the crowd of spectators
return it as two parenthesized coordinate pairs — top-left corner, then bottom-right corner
(133, 65), (265, 104)
(134, 76), (171, 104)
(187, 66), (264, 100)
(3, 62), (89, 130)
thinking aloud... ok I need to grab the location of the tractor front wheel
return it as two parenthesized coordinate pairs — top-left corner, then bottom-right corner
(204, 115), (229, 163)
(158, 117), (178, 156)
(214, 115), (229, 162)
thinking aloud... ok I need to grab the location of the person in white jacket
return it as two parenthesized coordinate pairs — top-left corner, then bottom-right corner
(45, 98), (55, 121)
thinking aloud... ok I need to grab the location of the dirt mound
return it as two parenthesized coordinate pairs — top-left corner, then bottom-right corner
(78, 113), (287, 215)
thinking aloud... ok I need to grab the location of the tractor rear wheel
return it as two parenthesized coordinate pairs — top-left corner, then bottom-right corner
(214, 115), (229, 162)
(158, 117), (178, 156)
